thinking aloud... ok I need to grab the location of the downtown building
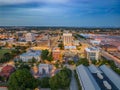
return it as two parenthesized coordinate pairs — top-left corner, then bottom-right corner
(85, 47), (100, 61)
(63, 32), (72, 46)
(19, 49), (41, 62)
(52, 47), (61, 60)
(25, 33), (35, 42)
(63, 32), (77, 50)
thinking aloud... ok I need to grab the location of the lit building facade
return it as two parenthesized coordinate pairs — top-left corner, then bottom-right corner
(25, 33), (35, 42)
(63, 33), (72, 46)
(52, 47), (61, 60)
(85, 47), (100, 61)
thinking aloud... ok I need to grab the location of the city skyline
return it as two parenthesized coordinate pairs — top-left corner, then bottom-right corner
(0, 0), (120, 27)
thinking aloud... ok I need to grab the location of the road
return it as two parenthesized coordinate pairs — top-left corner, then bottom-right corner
(66, 65), (78, 90)
(70, 70), (79, 90)
(101, 50), (120, 67)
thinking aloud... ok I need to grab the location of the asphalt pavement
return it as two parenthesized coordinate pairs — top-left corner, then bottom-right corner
(70, 71), (79, 90)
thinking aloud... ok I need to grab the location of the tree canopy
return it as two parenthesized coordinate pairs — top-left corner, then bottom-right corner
(41, 49), (49, 60)
(76, 58), (89, 66)
(49, 67), (72, 90)
(0, 53), (12, 63)
(8, 69), (39, 90)
(58, 43), (64, 50)
(41, 49), (53, 61)
(40, 77), (50, 88)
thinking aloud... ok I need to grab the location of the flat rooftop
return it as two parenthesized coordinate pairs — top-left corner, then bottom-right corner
(85, 47), (100, 52)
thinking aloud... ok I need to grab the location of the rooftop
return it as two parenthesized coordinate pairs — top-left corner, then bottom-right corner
(39, 64), (49, 67)
(88, 64), (102, 73)
(20, 49), (41, 57)
(85, 47), (100, 52)
(0, 65), (15, 78)
(99, 65), (120, 90)
(76, 65), (100, 90)
(76, 64), (120, 90)
(88, 65), (118, 90)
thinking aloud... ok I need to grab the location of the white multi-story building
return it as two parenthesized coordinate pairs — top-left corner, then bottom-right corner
(63, 32), (72, 46)
(85, 47), (100, 61)
(25, 33), (35, 42)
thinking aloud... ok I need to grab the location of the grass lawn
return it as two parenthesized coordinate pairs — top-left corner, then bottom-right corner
(0, 49), (11, 58)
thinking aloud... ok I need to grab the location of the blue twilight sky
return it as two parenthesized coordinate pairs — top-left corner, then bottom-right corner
(0, 0), (120, 27)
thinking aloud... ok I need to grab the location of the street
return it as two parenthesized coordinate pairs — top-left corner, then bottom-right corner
(66, 65), (79, 90)
(70, 70), (79, 90)
(101, 50), (120, 68)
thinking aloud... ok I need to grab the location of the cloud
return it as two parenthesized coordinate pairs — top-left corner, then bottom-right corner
(0, 0), (70, 6)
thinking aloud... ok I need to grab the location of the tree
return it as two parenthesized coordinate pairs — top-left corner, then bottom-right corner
(41, 49), (49, 60)
(91, 60), (97, 64)
(68, 60), (74, 65)
(47, 52), (53, 61)
(0, 76), (5, 82)
(49, 68), (71, 90)
(40, 77), (50, 88)
(76, 58), (89, 66)
(32, 57), (37, 63)
(0, 53), (12, 63)
(58, 43), (64, 50)
(28, 57), (37, 63)
(8, 69), (39, 90)
(11, 49), (20, 56)
(49, 76), (59, 90)
(17, 64), (30, 70)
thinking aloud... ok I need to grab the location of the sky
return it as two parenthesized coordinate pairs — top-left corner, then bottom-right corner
(0, 0), (120, 27)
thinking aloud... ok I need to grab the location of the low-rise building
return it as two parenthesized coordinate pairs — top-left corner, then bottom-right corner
(99, 65), (120, 90)
(20, 49), (41, 62)
(76, 65), (100, 90)
(76, 64), (120, 90)
(90, 40), (101, 46)
(52, 47), (61, 60)
(101, 44), (118, 52)
(0, 65), (15, 79)
(39, 64), (50, 75)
